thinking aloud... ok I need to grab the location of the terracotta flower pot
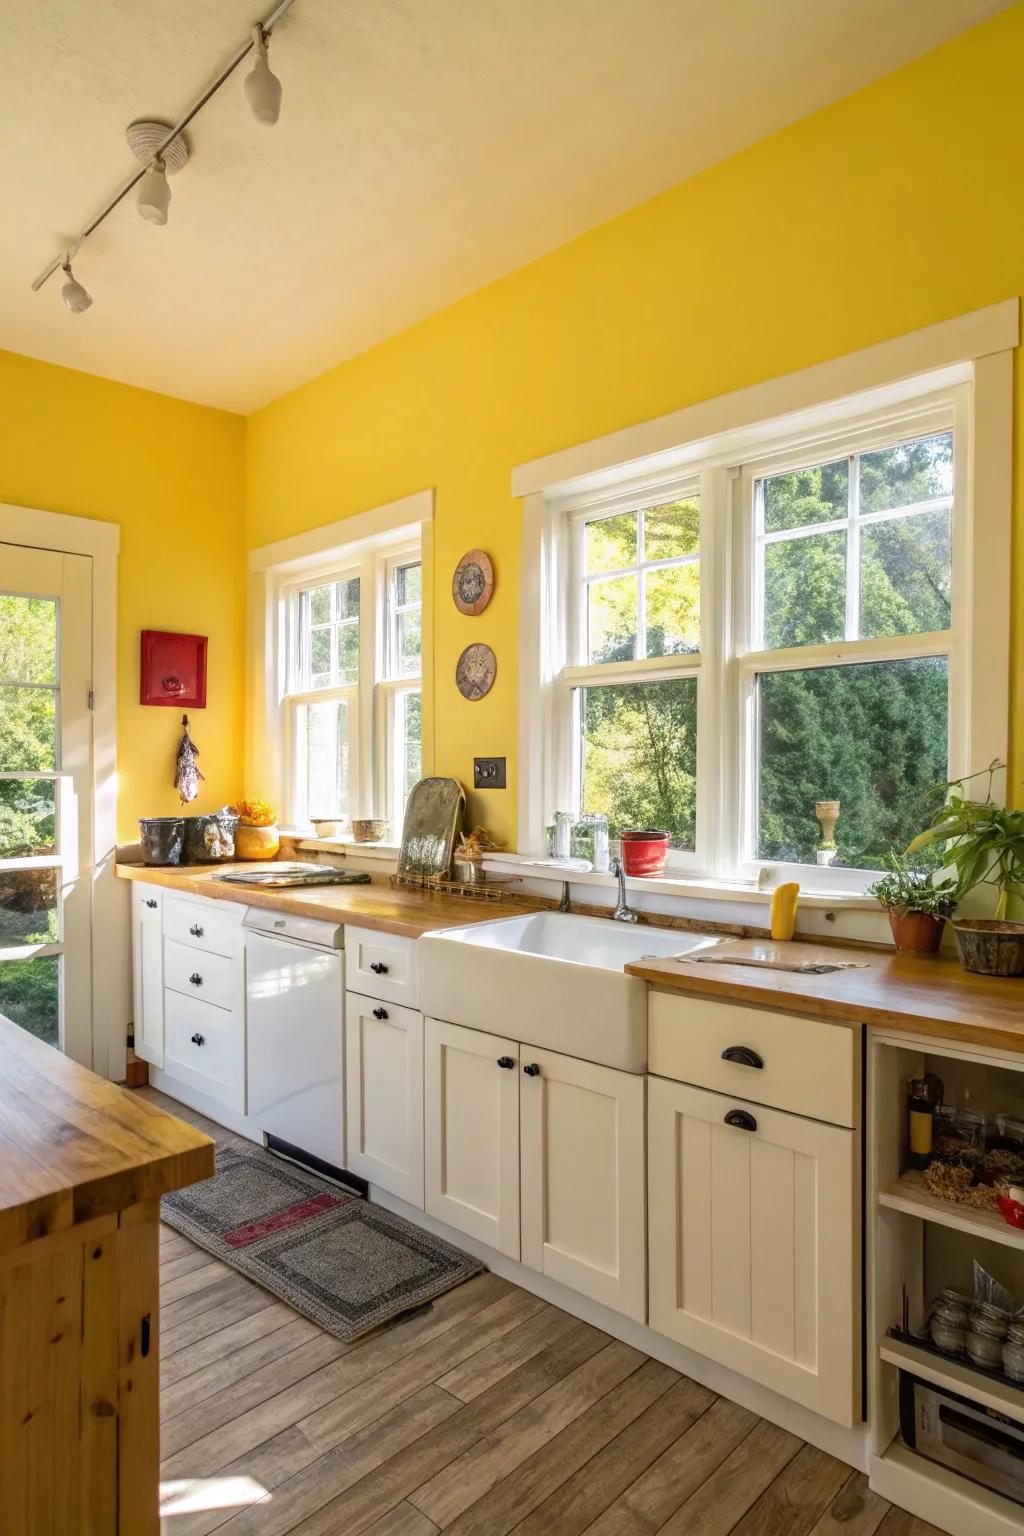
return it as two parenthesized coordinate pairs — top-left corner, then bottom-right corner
(619, 830), (671, 877)
(888, 909), (944, 956)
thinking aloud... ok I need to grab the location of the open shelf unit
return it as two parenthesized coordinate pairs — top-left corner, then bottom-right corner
(880, 1330), (1024, 1423)
(879, 1170), (1024, 1252)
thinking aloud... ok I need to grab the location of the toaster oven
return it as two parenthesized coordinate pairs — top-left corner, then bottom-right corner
(899, 1371), (1024, 1506)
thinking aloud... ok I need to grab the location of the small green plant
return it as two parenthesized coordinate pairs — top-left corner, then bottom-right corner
(867, 852), (957, 917)
(907, 761), (1024, 919)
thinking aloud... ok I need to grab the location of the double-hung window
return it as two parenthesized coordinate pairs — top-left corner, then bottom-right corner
(280, 541), (422, 832)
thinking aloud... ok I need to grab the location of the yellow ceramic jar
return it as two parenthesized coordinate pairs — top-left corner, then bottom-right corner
(234, 823), (280, 861)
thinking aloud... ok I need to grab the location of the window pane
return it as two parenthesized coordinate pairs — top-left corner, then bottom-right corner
(586, 512), (637, 574)
(860, 509), (951, 639)
(308, 585), (332, 625)
(757, 657), (947, 869)
(402, 692), (422, 803)
(646, 564), (700, 656)
(644, 499), (699, 561)
(0, 596), (58, 685)
(0, 955), (59, 1047)
(397, 563), (421, 605)
(860, 432), (952, 513)
(763, 531), (846, 648)
(0, 779), (56, 858)
(310, 628), (332, 685)
(337, 621), (359, 684)
(296, 699), (350, 819)
(0, 867), (59, 948)
(338, 577), (360, 621)
(0, 686), (57, 770)
(398, 608), (421, 676)
(580, 678), (697, 851)
(587, 574), (638, 664)
(763, 458), (848, 533)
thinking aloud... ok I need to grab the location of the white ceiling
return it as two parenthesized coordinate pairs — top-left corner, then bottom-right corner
(1, 0), (1009, 414)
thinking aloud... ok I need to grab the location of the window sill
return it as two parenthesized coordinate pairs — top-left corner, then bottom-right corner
(292, 835), (401, 861)
(480, 853), (881, 912)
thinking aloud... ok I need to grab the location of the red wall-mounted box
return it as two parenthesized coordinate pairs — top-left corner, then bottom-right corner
(140, 630), (208, 708)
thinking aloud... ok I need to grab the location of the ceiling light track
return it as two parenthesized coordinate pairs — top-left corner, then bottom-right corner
(32, 0), (297, 305)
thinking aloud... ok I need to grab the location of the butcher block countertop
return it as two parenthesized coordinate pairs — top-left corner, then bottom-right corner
(626, 942), (1024, 1056)
(116, 861), (545, 939)
(0, 1016), (213, 1254)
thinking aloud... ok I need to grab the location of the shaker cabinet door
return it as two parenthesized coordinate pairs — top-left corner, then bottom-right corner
(345, 994), (424, 1208)
(424, 1017), (520, 1259)
(648, 1076), (858, 1426)
(520, 1047), (646, 1321)
(131, 886), (164, 1068)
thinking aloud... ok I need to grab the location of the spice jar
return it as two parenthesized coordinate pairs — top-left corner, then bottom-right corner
(929, 1296), (967, 1355)
(966, 1306), (1008, 1370)
(1004, 1339), (1024, 1381)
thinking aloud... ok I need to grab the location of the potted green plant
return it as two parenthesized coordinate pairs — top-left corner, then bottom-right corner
(867, 853), (956, 955)
(907, 762), (1024, 976)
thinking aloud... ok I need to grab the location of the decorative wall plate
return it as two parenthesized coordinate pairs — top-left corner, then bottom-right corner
(455, 642), (497, 701)
(452, 549), (494, 615)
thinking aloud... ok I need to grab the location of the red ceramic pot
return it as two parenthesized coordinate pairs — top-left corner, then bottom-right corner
(620, 829), (671, 877)
(888, 909), (944, 956)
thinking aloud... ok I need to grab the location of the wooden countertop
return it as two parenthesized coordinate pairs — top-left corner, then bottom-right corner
(116, 861), (544, 938)
(626, 945), (1024, 1055)
(0, 1018), (213, 1254)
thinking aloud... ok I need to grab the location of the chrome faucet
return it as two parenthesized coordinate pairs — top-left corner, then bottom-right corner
(558, 880), (572, 913)
(611, 858), (639, 923)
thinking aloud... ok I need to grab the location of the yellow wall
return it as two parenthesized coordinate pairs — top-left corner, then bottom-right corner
(247, 2), (1024, 844)
(0, 350), (246, 841)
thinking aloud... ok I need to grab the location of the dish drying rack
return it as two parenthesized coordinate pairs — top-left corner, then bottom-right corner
(390, 871), (516, 902)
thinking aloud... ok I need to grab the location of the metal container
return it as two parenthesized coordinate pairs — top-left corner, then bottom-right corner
(138, 816), (185, 866)
(952, 919), (1024, 977)
(352, 818), (387, 843)
(397, 778), (465, 880)
(183, 810), (239, 864)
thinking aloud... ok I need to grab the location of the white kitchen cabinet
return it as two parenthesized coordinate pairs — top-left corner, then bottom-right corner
(520, 1046), (646, 1321)
(345, 992), (424, 1207)
(424, 1017), (520, 1258)
(131, 884), (164, 1068)
(648, 1075), (857, 1425)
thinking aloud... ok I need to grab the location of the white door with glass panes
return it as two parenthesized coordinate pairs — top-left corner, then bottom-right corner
(0, 545), (92, 1063)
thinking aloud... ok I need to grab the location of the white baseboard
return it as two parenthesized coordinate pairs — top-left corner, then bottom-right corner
(870, 1443), (1022, 1536)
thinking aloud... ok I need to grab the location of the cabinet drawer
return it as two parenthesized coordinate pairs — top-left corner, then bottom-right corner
(132, 883), (163, 924)
(649, 990), (857, 1129)
(345, 925), (417, 1008)
(163, 894), (245, 958)
(164, 990), (244, 1110)
(164, 938), (241, 1012)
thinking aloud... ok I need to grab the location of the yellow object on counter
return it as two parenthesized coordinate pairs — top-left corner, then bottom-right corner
(769, 882), (800, 942)
(234, 823), (281, 861)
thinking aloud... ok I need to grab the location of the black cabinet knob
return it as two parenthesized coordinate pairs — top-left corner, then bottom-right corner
(189, 924), (204, 937)
(497, 1056), (515, 1069)
(189, 972), (203, 987)
(370, 961), (389, 975)
(145, 898), (158, 910)
(724, 1108), (758, 1133)
(373, 1007), (389, 1020)
(523, 1063), (541, 1077)
(190, 1032), (205, 1047)
(721, 1045), (764, 1070)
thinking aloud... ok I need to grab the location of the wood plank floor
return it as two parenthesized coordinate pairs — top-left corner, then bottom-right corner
(144, 1088), (946, 1536)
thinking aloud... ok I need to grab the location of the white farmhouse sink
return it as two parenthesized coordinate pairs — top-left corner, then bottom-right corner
(418, 911), (708, 1072)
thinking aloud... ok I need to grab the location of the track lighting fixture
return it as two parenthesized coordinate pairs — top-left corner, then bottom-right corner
(60, 258), (92, 314)
(244, 26), (283, 125)
(31, 0), (297, 309)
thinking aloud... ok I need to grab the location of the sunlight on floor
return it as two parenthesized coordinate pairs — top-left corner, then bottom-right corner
(159, 1476), (270, 1519)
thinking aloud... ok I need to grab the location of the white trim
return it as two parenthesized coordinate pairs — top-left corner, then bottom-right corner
(247, 488), (434, 573)
(0, 501), (124, 1080)
(511, 300), (1018, 498)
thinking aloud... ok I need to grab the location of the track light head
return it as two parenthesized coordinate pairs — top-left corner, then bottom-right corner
(60, 259), (92, 314)
(244, 26), (282, 125)
(137, 157), (171, 225)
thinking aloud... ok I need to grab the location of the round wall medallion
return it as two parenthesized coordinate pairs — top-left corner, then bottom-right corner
(452, 549), (494, 615)
(456, 642), (497, 701)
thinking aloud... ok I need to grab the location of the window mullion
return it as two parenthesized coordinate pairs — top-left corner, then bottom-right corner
(636, 509), (646, 659)
(845, 454), (860, 642)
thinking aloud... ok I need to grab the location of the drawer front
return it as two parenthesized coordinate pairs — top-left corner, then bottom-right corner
(164, 937), (241, 1012)
(164, 990), (244, 1109)
(163, 894), (245, 958)
(132, 883), (163, 924)
(649, 991), (857, 1129)
(345, 925), (417, 1008)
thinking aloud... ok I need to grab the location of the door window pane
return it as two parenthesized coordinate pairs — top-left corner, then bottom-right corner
(763, 532), (846, 648)
(588, 575), (638, 664)
(763, 459), (848, 533)
(0, 780), (56, 858)
(0, 595), (58, 685)
(645, 565), (700, 656)
(0, 867), (59, 948)
(0, 955), (59, 1047)
(860, 432), (952, 513)
(0, 686), (57, 770)
(859, 509), (951, 639)
(580, 677), (697, 850)
(586, 512), (637, 574)
(757, 657), (948, 869)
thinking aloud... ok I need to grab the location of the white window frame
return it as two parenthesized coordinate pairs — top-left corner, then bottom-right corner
(516, 302), (1015, 897)
(375, 546), (423, 832)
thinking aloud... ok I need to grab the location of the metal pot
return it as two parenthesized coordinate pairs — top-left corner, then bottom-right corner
(952, 919), (1024, 977)
(183, 810), (239, 864)
(138, 816), (185, 866)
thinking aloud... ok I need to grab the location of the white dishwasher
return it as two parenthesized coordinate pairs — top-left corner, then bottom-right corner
(244, 909), (346, 1171)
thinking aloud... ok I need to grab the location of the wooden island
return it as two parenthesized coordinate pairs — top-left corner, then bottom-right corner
(0, 1017), (213, 1536)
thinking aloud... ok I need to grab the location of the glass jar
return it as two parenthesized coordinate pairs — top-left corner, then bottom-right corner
(956, 1108), (987, 1153)
(1003, 1339), (1024, 1382)
(575, 813), (609, 872)
(966, 1309), (1008, 1370)
(928, 1293), (969, 1354)
(553, 811), (574, 859)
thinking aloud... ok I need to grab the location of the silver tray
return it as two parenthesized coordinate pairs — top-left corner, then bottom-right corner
(215, 863), (371, 888)
(397, 777), (466, 880)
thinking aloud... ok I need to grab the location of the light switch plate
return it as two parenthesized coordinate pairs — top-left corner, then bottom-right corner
(473, 756), (506, 789)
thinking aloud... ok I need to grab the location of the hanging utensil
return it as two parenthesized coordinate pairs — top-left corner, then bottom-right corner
(174, 713), (205, 805)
